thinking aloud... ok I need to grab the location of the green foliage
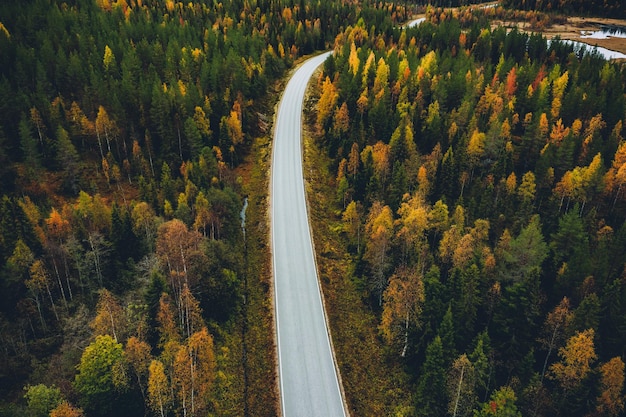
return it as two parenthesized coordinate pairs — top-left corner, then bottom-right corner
(74, 335), (127, 416)
(23, 384), (62, 417)
(416, 336), (447, 417)
(320, 11), (626, 415)
(473, 386), (521, 417)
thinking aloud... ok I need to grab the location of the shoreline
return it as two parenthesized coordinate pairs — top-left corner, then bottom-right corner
(491, 15), (626, 59)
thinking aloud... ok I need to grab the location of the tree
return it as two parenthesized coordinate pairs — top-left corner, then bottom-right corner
(74, 335), (127, 416)
(596, 356), (625, 417)
(184, 327), (216, 415)
(23, 384), (62, 417)
(380, 265), (425, 357)
(91, 288), (127, 343)
(538, 297), (573, 382)
(156, 219), (203, 299)
(49, 402), (85, 417)
(19, 114), (41, 175)
(473, 386), (522, 417)
(416, 336), (447, 417)
(55, 126), (81, 193)
(193, 191), (211, 237)
(549, 328), (597, 392)
(125, 336), (151, 405)
(156, 292), (181, 350)
(497, 215), (547, 283)
(364, 201), (394, 305)
(131, 201), (158, 252)
(148, 360), (171, 417)
(342, 200), (363, 252)
(29, 259), (59, 323)
(317, 76), (339, 130)
(396, 192), (429, 264)
(467, 129), (486, 178)
(448, 354), (477, 417)
(332, 102), (350, 136)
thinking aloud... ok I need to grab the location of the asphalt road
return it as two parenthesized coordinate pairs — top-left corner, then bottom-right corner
(271, 51), (346, 417)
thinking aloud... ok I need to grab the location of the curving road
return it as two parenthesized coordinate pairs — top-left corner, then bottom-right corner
(271, 51), (346, 417)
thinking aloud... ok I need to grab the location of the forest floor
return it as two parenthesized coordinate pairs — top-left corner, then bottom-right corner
(491, 15), (626, 57)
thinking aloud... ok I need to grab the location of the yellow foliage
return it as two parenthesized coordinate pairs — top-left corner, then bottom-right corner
(0, 22), (10, 39)
(549, 328), (597, 390)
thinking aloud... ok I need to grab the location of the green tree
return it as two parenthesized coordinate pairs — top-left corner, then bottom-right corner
(23, 384), (62, 417)
(497, 215), (548, 283)
(473, 386), (521, 417)
(416, 336), (447, 417)
(74, 335), (127, 416)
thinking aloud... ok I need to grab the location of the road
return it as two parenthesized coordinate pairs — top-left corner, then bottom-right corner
(271, 51), (346, 417)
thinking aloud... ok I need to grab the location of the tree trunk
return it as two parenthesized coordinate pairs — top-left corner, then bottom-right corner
(44, 278), (59, 322)
(401, 310), (409, 357)
(541, 324), (559, 383)
(51, 259), (68, 309)
(452, 363), (465, 417)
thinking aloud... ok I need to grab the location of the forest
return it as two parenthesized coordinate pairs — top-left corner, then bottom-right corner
(313, 5), (626, 417)
(1, 0), (626, 416)
(0, 0), (400, 415)
(500, 0), (625, 19)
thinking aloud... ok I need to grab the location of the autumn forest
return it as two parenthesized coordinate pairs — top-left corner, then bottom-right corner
(1, 0), (626, 416)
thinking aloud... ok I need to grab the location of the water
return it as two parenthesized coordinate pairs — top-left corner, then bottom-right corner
(547, 38), (626, 60)
(405, 17), (425, 28)
(580, 26), (626, 40)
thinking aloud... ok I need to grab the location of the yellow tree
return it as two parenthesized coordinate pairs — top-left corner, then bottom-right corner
(125, 336), (152, 404)
(518, 171), (537, 205)
(316, 76), (338, 130)
(372, 57), (390, 97)
(91, 288), (127, 343)
(29, 259), (59, 322)
(342, 200), (363, 252)
(192, 191), (211, 237)
(223, 105), (243, 147)
(365, 201), (394, 305)
(554, 153), (604, 213)
(448, 354), (477, 417)
(173, 345), (192, 416)
(581, 113), (605, 160)
(396, 192), (429, 264)
(44, 207), (73, 302)
(596, 357), (625, 417)
(439, 205), (466, 264)
(186, 327), (216, 415)
(371, 141), (391, 187)
(538, 297), (573, 382)
(380, 266), (425, 357)
(179, 283), (203, 339)
(467, 129), (486, 179)
(551, 71), (568, 118)
(604, 137), (626, 206)
(50, 402), (84, 417)
(549, 328), (597, 391)
(95, 106), (118, 157)
(131, 201), (158, 251)
(156, 219), (203, 298)
(347, 142), (360, 179)
(148, 359), (172, 417)
(348, 41), (360, 75)
(332, 102), (350, 136)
